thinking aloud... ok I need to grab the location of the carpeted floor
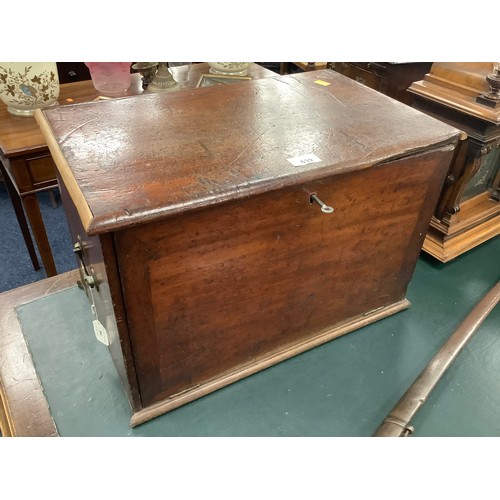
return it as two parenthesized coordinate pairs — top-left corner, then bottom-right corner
(0, 181), (77, 292)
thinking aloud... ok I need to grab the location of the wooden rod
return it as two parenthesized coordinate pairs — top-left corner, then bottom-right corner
(374, 281), (500, 437)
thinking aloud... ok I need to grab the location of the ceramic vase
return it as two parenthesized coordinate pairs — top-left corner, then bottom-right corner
(208, 62), (250, 76)
(0, 62), (60, 117)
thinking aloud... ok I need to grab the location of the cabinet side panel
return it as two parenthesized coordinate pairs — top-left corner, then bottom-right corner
(116, 148), (454, 407)
(58, 177), (142, 411)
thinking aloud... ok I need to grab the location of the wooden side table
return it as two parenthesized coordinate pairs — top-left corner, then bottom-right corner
(0, 63), (276, 277)
(0, 80), (131, 277)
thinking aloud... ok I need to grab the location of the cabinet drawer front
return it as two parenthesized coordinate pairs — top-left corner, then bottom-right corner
(337, 63), (382, 90)
(27, 155), (57, 184)
(10, 154), (57, 192)
(115, 149), (452, 408)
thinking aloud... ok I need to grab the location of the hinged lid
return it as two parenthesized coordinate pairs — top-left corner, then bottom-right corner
(36, 70), (460, 235)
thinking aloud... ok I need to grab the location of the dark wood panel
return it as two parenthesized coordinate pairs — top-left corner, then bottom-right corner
(57, 177), (142, 410)
(335, 63), (382, 90)
(115, 148), (453, 406)
(331, 62), (433, 106)
(9, 154), (56, 191)
(56, 62), (91, 84)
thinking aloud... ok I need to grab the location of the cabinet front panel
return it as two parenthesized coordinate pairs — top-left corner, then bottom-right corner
(336, 63), (382, 91)
(25, 155), (56, 185)
(10, 154), (56, 191)
(115, 150), (452, 407)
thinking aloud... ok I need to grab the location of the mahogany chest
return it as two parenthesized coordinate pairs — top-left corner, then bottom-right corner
(36, 70), (460, 426)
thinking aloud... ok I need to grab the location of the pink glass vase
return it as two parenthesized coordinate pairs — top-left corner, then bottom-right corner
(84, 62), (132, 95)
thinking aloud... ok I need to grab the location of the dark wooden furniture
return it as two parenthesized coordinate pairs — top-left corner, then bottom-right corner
(36, 69), (460, 426)
(280, 62), (329, 74)
(329, 62), (433, 106)
(2, 236), (499, 438)
(408, 63), (500, 262)
(56, 62), (91, 84)
(0, 76), (143, 276)
(0, 63), (275, 277)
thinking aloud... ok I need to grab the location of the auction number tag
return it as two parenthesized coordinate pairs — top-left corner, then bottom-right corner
(93, 319), (109, 346)
(287, 153), (322, 167)
(89, 285), (109, 346)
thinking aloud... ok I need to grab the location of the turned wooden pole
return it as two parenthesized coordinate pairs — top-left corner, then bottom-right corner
(374, 281), (500, 437)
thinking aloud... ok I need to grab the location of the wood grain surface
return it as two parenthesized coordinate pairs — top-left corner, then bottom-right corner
(39, 70), (461, 236)
(116, 147), (455, 407)
(37, 69), (462, 421)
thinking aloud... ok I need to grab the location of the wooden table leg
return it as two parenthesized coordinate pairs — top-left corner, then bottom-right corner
(0, 170), (40, 271)
(22, 194), (57, 277)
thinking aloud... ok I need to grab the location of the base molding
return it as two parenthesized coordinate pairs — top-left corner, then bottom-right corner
(424, 216), (500, 262)
(424, 193), (500, 262)
(130, 299), (411, 427)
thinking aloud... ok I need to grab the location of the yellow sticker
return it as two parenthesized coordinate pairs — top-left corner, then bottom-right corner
(66, 98), (74, 102)
(314, 80), (331, 86)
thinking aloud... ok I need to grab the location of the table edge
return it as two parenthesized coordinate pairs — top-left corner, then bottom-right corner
(0, 269), (79, 436)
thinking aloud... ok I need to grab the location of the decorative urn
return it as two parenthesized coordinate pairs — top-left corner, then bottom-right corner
(0, 62), (60, 117)
(208, 62), (250, 76)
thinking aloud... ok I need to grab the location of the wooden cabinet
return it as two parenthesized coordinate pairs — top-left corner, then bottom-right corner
(408, 63), (500, 262)
(330, 62), (433, 106)
(56, 62), (91, 84)
(36, 70), (460, 426)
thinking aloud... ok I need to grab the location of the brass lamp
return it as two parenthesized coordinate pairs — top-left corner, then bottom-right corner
(145, 62), (180, 93)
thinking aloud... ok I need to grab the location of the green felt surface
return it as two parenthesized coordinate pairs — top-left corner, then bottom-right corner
(17, 236), (499, 436)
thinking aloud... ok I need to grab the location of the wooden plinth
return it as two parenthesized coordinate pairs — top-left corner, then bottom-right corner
(423, 193), (500, 262)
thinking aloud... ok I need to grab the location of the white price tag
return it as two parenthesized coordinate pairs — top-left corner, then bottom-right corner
(93, 319), (109, 346)
(88, 284), (109, 346)
(287, 153), (322, 167)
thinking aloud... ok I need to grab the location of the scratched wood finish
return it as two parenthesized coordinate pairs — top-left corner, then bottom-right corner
(0, 78), (133, 156)
(40, 70), (460, 235)
(1, 64), (274, 157)
(38, 70), (461, 422)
